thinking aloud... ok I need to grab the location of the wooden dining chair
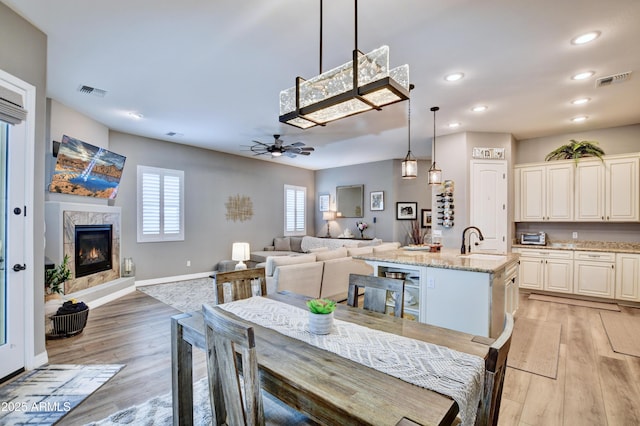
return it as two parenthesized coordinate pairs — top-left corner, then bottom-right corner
(475, 312), (514, 426)
(214, 267), (266, 304)
(347, 273), (405, 317)
(202, 304), (313, 426)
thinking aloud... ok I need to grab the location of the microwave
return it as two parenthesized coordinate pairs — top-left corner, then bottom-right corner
(520, 232), (546, 245)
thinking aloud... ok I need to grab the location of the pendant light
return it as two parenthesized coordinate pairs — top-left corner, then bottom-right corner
(401, 84), (417, 179)
(428, 106), (442, 185)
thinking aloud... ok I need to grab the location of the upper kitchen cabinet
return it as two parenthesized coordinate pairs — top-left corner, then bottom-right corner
(575, 154), (639, 222)
(515, 162), (574, 222)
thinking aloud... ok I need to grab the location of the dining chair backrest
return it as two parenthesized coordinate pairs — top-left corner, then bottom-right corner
(476, 312), (514, 426)
(215, 267), (266, 305)
(347, 274), (405, 317)
(203, 303), (264, 426)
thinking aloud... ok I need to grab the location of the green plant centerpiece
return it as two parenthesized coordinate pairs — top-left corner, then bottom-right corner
(545, 139), (605, 164)
(45, 254), (71, 297)
(306, 298), (336, 335)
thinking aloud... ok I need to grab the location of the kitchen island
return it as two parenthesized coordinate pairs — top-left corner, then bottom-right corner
(353, 248), (520, 338)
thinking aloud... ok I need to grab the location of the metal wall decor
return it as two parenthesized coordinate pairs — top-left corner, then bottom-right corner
(472, 147), (505, 160)
(225, 194), (254, 222)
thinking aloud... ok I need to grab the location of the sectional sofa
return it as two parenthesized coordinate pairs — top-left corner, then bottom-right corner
(262, 242), (401, 301)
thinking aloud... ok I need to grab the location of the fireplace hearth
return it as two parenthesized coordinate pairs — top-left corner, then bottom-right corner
(74, 224), (113, 278)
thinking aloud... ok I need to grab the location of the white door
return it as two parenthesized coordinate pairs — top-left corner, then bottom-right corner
(0, 70), (34, 380)
(470, 160), (507, 253)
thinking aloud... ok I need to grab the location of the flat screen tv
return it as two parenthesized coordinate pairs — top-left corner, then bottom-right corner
(49, 135), (127, 199)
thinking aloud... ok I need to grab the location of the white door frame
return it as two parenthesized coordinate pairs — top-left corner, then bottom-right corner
(0, 69), (36, 375)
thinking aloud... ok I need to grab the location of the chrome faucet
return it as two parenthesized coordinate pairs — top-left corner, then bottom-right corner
(461, 226), (484, 254)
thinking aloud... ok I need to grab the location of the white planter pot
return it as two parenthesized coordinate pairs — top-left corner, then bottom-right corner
(308, 312), (334, 335)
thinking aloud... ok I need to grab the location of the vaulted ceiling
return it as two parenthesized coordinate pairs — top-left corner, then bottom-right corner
(5, 0), (640, 169)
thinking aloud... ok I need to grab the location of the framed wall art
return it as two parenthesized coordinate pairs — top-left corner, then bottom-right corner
(370, 191), (384, 211)
(421, 209), (432, 228)
(318, 194), (330, 212)
(396, 202), (417, 220)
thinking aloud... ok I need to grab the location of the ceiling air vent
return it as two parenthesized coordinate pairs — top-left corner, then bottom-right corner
(595, 71), (632, 88)
(77, 85), (107, 97)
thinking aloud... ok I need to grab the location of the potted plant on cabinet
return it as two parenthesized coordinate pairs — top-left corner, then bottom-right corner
(306, 298), (336, 335)
(545, 139), (605, 163)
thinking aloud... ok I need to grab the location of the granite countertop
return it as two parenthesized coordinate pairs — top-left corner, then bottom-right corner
(353, 248), (520, 273)
(512, 240), (640, 254)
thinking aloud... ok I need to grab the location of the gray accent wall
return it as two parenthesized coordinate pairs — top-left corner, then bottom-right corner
(0, 1), (48, 358)
(109, 131), (315, 280)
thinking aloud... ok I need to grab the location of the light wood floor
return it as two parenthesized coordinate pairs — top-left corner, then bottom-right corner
(45, 290), (640, 425)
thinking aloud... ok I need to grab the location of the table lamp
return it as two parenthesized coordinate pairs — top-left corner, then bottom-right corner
(232, 242), (250, 270)
(322, 211), (336, 237)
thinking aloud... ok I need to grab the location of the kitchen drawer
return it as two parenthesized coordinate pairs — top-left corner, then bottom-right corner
(514, 248), (573, 259)
(574, 251), (615, 262)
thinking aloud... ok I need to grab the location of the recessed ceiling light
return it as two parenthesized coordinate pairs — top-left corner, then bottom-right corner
(572, 71), (595, 80)
(571, 97), (591, 105)
(128, 112), (144, 120)
(444, 72), (464, 82)
(571, 116), (588, 123)
(471, 105), (488, 112)
(571, 31), (601, 45)
(448, 122), (461, 128)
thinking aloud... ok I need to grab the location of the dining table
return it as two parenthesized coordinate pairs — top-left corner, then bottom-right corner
(171, 292), (490, 426)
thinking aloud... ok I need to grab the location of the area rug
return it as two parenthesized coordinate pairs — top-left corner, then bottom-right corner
(88, 376), (310, 425)
(507, 318), (562, 379)
(0, 364), (124, 425)
(529, 293), (620, 311)
(600, 311), (640, 358)
(138, 277), (214, 313)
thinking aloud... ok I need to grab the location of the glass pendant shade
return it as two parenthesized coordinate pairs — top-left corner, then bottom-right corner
(280, 46), (410, 129)
(428, 163), (442, 185)
(402, 154), (418, 179)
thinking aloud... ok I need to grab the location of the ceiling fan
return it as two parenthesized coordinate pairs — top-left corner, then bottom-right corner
(244, 134), (315, 158)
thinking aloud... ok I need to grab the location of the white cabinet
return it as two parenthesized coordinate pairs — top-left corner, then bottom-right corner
(504, 260), (519, 316)
(615, 253), (640, 302)
(575, 155), (639, 222)
(514, 248), (573, 293)
(366, 262), (426, 322)
(574, 251), (615, 299)
(516, 163), (573, 222)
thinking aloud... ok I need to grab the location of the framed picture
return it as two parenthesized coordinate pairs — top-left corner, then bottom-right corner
(396, 202), (417, 220)
(370, 191), (384, 211)
(318, 194), (330, 212)
(421, 209), (432, 228)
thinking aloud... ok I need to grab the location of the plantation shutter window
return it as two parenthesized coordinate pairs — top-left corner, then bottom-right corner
(284, 184), (306, 236)
(137, 165), (184, 242)
(0, 85), (27, 125)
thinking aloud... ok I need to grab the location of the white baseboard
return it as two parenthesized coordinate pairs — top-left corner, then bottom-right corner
(87, 285), (136, 309)
(28, 351), (49, 370)
(135, 271), (213, 287)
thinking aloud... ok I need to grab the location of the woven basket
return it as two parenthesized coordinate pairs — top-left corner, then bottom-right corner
(48, 307), (90, 338)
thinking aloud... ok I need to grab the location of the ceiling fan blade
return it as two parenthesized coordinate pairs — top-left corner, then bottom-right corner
(300, 147), (315, 151)
(251, 140), (270, 147)
(285, 152), (297, 158)
(290, 142), (305, 147)
(298, 151), (311, 155)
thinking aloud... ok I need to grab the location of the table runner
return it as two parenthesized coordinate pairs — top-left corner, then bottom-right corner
(218, 297), (484, 426)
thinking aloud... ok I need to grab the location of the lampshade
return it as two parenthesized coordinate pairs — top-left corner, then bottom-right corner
(428, 106), (443, 186)
(231, 242), (250, 270)
(279, 1), (410, 129)
(322, 211), (336, 221)
(401, 84), (417, 179)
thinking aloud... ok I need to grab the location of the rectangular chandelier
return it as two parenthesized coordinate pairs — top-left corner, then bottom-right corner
(279, 45), (410, 129)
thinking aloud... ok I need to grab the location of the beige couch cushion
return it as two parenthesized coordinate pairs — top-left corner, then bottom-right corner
(347, 246), (374, 257)
(290, 236), (304, 252)
(320, 257), (373, 300)
(373, 242), (402, 253)
(315, 247), (348, 261)
(309, 246), (329, 253)
(274, 262), (324, 299)
(266, 253), (316, 277)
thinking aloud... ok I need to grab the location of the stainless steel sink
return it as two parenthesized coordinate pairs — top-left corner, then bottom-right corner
(457, 253), (507, 261)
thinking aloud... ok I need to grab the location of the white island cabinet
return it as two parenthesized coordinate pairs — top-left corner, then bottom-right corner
(355, 249), (519, 339)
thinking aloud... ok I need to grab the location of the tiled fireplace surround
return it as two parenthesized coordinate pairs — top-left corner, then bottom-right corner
(45, 202), (121, 294)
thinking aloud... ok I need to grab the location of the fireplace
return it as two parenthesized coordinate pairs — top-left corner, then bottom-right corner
(74, 224), (113, 278)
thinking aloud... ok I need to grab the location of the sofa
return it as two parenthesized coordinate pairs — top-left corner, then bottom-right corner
(250, 235), (385, 264)
(263, 242), (401, 301)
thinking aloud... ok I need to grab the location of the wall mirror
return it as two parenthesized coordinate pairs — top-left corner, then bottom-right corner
(336, 185), (364, 218)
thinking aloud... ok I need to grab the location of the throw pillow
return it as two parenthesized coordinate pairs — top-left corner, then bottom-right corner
(290, 236), (304, 252)
(347, 246), (374, 257)
(274, 237), (291, 251)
